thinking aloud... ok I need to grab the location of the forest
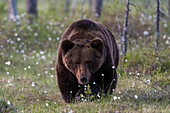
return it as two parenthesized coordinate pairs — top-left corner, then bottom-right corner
(0, 0), (169, 112)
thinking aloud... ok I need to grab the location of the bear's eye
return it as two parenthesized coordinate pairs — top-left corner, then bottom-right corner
(93, 52), (100, 59)
(95, 55), (100, 59)
(69, 54), (72, 57)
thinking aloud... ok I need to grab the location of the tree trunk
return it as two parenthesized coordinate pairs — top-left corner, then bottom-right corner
(8, 0), (18, 21)
(26, 0), (38, 24)
(26, 0), (38, 16)
(65, 0), (70, 13)
(168, 0), (170, 15)
(155, 0), (160, 54)
(93, 0), (103, 18)
(80, 0), (86, 19)
(89, 0), (92, 16)
(70, 0), (78, 17)
(123, 0), (130, 56)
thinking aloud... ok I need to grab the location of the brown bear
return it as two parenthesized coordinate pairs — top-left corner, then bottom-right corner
(56, 19), (119, 103)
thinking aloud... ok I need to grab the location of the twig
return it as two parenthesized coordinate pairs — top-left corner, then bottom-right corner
(129, 3), (140, 11)
(137, 76), (167, 95)
(143, 73), (170, 93)
(159, 8), (168, 17)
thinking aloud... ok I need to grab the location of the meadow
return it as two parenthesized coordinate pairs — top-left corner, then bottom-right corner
(0, 0), (169, 112)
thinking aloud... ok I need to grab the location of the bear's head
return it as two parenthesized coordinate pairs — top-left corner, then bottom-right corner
(61, 38), (106, 85)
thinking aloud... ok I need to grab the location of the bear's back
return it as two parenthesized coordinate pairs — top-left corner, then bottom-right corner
(60, 19), (119, 68)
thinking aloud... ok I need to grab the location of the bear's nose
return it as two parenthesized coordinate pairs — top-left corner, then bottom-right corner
(80, 75), (88, 84)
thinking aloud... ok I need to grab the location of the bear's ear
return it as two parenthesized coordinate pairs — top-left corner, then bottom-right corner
(61, 40), (74, 54)
(90, 38), (103, 52)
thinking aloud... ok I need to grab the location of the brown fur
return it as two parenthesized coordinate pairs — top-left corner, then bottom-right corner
(56, 19), (119, 103)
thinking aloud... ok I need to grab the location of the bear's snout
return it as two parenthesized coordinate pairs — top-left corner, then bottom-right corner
(80, 75), (88, 84)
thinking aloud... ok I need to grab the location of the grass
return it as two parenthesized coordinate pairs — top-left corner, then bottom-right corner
(0, 0), (170, 112)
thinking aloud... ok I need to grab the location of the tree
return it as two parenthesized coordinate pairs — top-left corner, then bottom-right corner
(80, 0), (86, 19)
(123, 0), (130, 56)
(94, 0), (103, 18)
(168, 0), (170, 15)
(155, 0), (160, 54)
(8, 0), (18, 21)
(89, 0), (92, 16)
(26, 0), (38, 16)
(70, 0), (78, 17)
(65, 0), (70, 13)
(26, 0), (38, 24)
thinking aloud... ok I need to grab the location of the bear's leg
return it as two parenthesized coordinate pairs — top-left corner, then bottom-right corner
(103, 68), (117, 95)
(57, 72), (79, 103)
(108, 69), (117, 94)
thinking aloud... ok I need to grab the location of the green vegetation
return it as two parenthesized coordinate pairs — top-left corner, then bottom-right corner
(0, 0), (169, 112)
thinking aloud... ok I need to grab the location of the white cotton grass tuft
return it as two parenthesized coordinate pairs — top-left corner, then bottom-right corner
(36, 62), (39, 65)
(134, 95), (138, 99)
(14, 33), (18, 37)
(37, 73), (40, 76)
(31, 82), (35, 87)
(45, 103), (48, 107)
(17, 37), (21, 41)
(146, 79), (151, 83)
(28, 66), (31, 69)
(163, 35), (166, 39)
(45, 71), (48, 74)
(164, 23), (167, 27)
(34, 33), (38, 37)
(125, 59), (127, 62)
(7, 101), (10, 105)
(5, 61), (11, 65)
(113, 96), (117, 100)
(143, 31), (149, 36)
